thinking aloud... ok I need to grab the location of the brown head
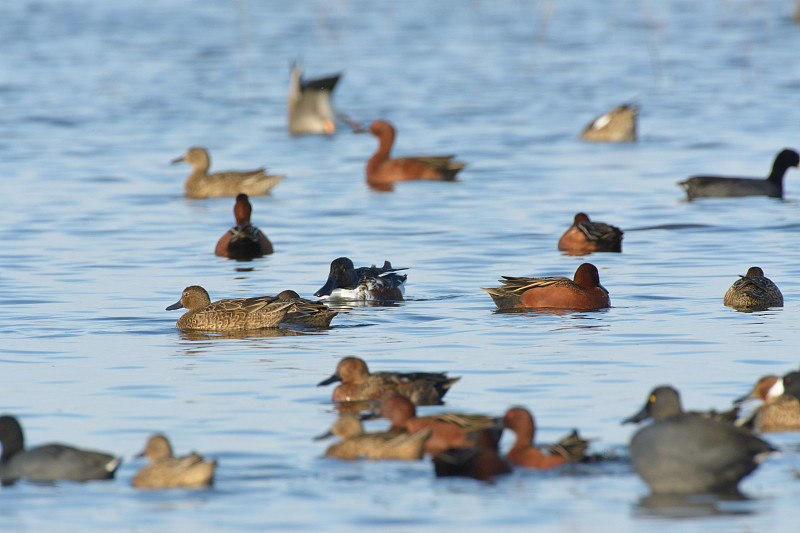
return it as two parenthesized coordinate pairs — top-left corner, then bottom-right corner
(316, 415), (364, 441)
(369, 120), (396, 151)
(233, 194), (253, 225)
(171, 146), (211, 173)
(745, 266), (765, 278)
(140, 434), (174, 461)
(572, 263), (603, 290)
(735, 375), (779, 404)
(573, 213), (591, 224)
(381, 395), (417, 430)
(503, 407), (535, 445)
(336, 357), (370, 384)
(166, 286), (212, 312)
(276, 289), (301, 301)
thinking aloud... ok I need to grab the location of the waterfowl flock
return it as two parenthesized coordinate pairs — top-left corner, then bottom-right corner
(5, 6), (800, 530)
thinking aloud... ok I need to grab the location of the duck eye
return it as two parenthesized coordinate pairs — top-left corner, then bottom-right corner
(649, 394), (656, 403)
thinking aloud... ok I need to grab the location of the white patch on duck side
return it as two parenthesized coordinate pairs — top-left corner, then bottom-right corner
(591, 113), (612, 130)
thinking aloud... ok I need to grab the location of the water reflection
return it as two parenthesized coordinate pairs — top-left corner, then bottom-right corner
(635, 492), (756, 519)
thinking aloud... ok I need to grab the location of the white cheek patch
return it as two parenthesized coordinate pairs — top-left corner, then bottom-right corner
(766, 379), (785, 399)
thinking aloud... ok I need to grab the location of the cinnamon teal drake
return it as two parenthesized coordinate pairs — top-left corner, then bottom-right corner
(318, 357), (459, 406)
(0, 415), (120, 485)
(132, 434), (216, 489)
(557, 213), (623, 255)
(362, 120), (465, 190)
(380, 396), (503, 456)
(579, 103), (638, 142)
(734, 375), (800, 433)
(482, 263), (610, 310)
(678, 148), (799, 200)
(275, 289), (337, 327)
(172, 146), (285, 199)
(623, 386), (774, 494)
(316, 414), (431, 461)
(314, 257), (408, 300)
(215, 194), (274, 259)
(287, 64), (341, 136)
(503, 407), (589, 470)
(723, 267), (783, 312)
(166, 286), (294, 331)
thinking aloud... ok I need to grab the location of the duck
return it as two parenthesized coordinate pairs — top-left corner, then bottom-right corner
(214, 194), (274, 259)
(132, 434), (216, 489)
(314, 257), (408, 300)
(166, 285), (294, 330)
(482, 263), (610, 310)
(623, 386), (774, 494)
(380, 396), (503, 456)
(287, 64), (341, 136)
(0, 415), (120, 485)
(678, 148), (799, 200)
(432, 428), (512, 482)
(734, 375), (800, 433)
(503, 407), (589, 469)
(316, 414), (431, 461)
(579, 103), (638, 142)
(557, 212), (623, 255)
(363, 120), (466, 190)
(723, 266), (783, 311)
(275, 289), (337, 327)
(317, 357), (459, 406)
(171, 146), (285, 199)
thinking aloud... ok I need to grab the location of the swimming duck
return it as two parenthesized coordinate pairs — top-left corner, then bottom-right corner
(432, 428), (512, 482)
(723, 266), (783, 311)
(363, 120), (466, 190)
(132, 434), (216, 489)
(482, 263), (610, 310)
(314, 257), (408, 300)
(557, 212), (623, 255)
(317, 357), (459, 406)
(579, 103), (638, 142)
(172, 146), (285, 199)
(381, 396), (503, 456)
(678, 148), (799, 200)
(503, 407), (589, 469)
(275, 289), (337, 327)
(316, 414), (431, 461)
(166, 285), (294, 330)
(623, 386), (774, 494)
(287, 64), (341, 136)
(215, 194), (274, 259)
(734, 375), (800, 433)
(0, 415), (120, 485)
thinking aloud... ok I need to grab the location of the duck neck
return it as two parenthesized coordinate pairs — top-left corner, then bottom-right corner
(367, 131), (394, 175)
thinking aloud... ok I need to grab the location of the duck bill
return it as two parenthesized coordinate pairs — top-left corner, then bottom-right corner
(170, 156), (185, 164)
(733, 391), (755, 405)
(622, 406), (649, 425)
(314, 277), (337, 298)
(317, 373), (341, 387)
(313, 429), (333, 441)
(166, 300), (185, 311)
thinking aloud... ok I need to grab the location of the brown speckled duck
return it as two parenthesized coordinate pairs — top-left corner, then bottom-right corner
(318, 357), (459, 406)
(275, 290), (337, 327)
(166, 286), (293, 330)
(132, 434), (215, 489)
(171, 146), (285, 199)
(723, 267), (783, 312)
(316, 415), (431, 461)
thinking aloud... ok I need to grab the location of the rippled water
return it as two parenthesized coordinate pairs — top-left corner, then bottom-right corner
(2, 0), (800, 531)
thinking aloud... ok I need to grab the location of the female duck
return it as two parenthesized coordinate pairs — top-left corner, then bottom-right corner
(132, 434), (215, 489)
(166, 286), (293, 330)
(723, 266), (783, 311)
(172, 146), (285, 199)
(215, 194), (273, 259)
(482, 263), (610, 310)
